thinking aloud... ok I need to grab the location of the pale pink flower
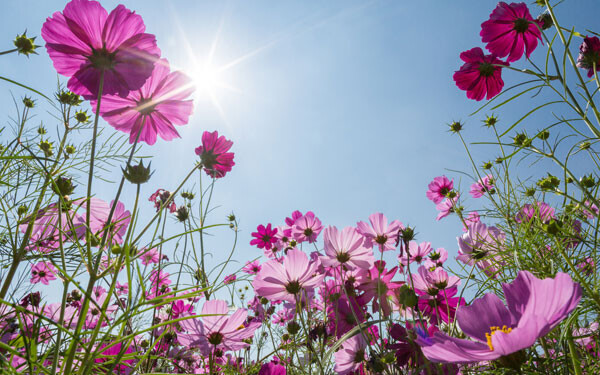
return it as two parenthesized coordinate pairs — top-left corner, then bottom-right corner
(30, 262), (58, 285)
(320, 226), (374, 270)
(356, 213), (403, 252)
(291, 212), (323, 243)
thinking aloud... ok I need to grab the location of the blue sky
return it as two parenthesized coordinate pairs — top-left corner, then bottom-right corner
(1, 0), (600, 293)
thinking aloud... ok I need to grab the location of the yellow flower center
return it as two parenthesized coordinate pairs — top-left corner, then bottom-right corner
(485, 325), (512, 351)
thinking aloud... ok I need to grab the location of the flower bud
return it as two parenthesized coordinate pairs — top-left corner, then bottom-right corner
(580, 174), (596, 189)
(122, 160), (152, 185)
(56, 90), (82, 106)
(484, 115), (498, 127)
(175, 206), (189, 222)
(287, 321), (301, 335)
(537, 174), (560, 191)
(111, 244), (122, 254)
(449, 121), (463, 133)
(37, 126), (46, 135)
(482, 161), (492, 170)
(39, 140), (54, 157)
(538, 130), (550, 140)
(537, 13), (553, 30)
(13, 31), (38, 56)
(65, 145), (76, 155)
(52, 176), (76, 197)
(75, 110), (90, 123)
(22, 96), (35, 108)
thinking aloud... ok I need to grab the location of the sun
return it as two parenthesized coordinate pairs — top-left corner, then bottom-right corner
(190, 61), (222, 96)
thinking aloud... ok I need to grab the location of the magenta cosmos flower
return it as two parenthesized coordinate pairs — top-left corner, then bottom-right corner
(419, 271), (582, 364)
(242, 260), (262, 275)
(454, 48), (508, 101)
(321, 226), (374, 270)
(577, 36), (600, 78)
(253, 248), (324, 302)
(426, 176), (454, 204)
(250, 224), (278, 250)
(195, 131), (236, 178)
(480, 2), (542, 63)
(179, 299), (260, 355)
(357, 213), (403, 252)
(42, 0), (160, 99)
(470, 174), (495, 198)
(92, 59), (194, 145)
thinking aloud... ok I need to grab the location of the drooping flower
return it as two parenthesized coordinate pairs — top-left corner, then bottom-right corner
(250, 224), (278, 250)
(291, 212), (323, 244)
(41, 0), (160, 99)
(457, 222), (505, 277)
(334, 334), (367, 375)
(357, 213), (403, 252)
(577, 36), (600, 78)
(418, 271), (582, 364)
(253, 248), (324, 302)
(92, 59), (194, 145)
(426, 176), (454, 204)
(436, 196), (458, 221)
(224, 274), (236, 285)
(178, 299), (260, 355)
(149, 189), (176, 213)
(321, 226), (374, 270)
(470, 175), (495, 198)
(480, 2), (542, 63)
(453, 47), (508, 101)
(30, 262), (58, 285)
(195, 131), (236, 178)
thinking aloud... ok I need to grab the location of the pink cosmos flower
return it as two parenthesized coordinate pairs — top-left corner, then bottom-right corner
(457, 222), (505, 277)
(87, 199), (131, 245)
(462, 211), (481, 232)
(577, 36), (600, 78)
(139, 247), (160, 265)
(436, 196), (458, 221)
(115, 281), (128, 296)
(92, 59), (194, 145)
(250, 224), (278, 250)
(321, 226), (374, 270)
(259, 361), (287, 375)
(334, 334), (367, 375)
(291, 212), (323, 244)
(400, 241), (432, 265)
(41, 0), (160, 99)
(480, 2), (542, 63)
(418, 271), (581, 364)
(515, 202), (555, 224)
(179, 299), (260, 355)
(581, 200), (599, 220)
(356, 213), (403, 252)
(411, 266), (461, 296)
(426, 176), (454, 204)
(453, 47), (508, 101)
(30, 262), (58, 285)
(95, 342), (136, 374)
(242, 260), (262, 275)
(253, 248), (324, 302)
(195, 131), (236, 178)
(470, 174), (495, 198)
(327, 295), (366, 338)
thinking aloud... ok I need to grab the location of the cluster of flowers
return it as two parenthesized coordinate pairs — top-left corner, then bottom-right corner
(453, 1), (600, 101)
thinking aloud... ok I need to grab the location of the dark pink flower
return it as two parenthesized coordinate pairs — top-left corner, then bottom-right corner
(195, 131), (235, 178)
(149, 189), (176, 212)
(259, 361), (286, 375)
(426, 176), (454, 204)
(419, 271), (581, 364)
(480, 2), (542, 63)
(418, 287), (465, 325)
(30, 262), (58, 285)
(358, 261), (403, 317)
(250, 224), (278, 250)
(454, 48), (508, 101)
(92, 59), (194, 145)
(577, 36), (600, 78)
(41, 0), (160, 99)
(224, 274), (236, 284)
